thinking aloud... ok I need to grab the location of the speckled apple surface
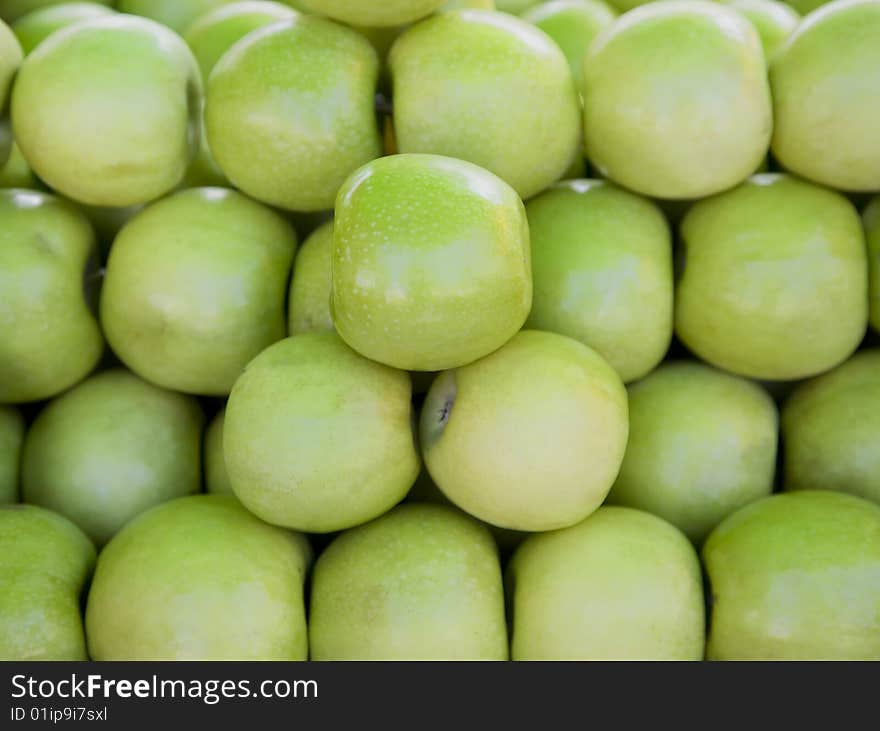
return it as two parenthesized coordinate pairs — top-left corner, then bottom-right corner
(101, 187), (297, 396)
(771, 0), (880, 191)
(783, 350), (880, 505)
(608, 361), (778, 544)
(421, 330), (629, 532)
(526, 179), (672, 383)
(309, 504), (508, 660)
(300, 0), (446, 26)
(703, 491), (880, 659)
(204, 407), (234, 496)
(0, 190), (103, 404)
(332, 154), (531, 371)
(676, 174), (867, 381)
(582, 1), (771, 199)
(22, 369), (204, 546)
(866, 197), (880, 332)
(85, 495), (311, 660)
(288, 220), (335, 335)
(11, 1), (115, 54)
(0, 0), (113, 24)
(719, 0), (799, 61)
(509, 507), (705, 660)
(0, 505), (95, 660)
(206, 16), (381, 212)
(0, 407), (24, 504)
(390, 10), (581, 200)
(224, 333), (420, 533)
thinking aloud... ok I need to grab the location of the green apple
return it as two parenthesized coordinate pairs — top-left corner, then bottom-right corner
(22, 369), (204, 546)
(525, 179), (672, 383)
(496, 0), (541, 12)
(0, 19), (22, 166)
(101, 187), (297, 396)
(608, 361), (778, 544)
(522, 0), (617, 97)
(509, 506), (705, 660)
(207, 16), (381, 212)
(676, 174), (867, 381)
(866, 196), (880, 332)
(12, 15), (202, 207)
(204, 407), (234, 496)
(86, 495), (311, 660)
(299, 0), (446, 26)
(288, 220), (334, 335)
(0, 504), (95, 660)
(390, 10), (581, 200)
(12, 1), (115, 54)
(784, 0), (831, 13)
(331, 154), (531, 371)
(0, 0), (113, 24)
(704, 490), (880, 659)
(0, 406), (24, 504)
(224, 332), (420, 532)
(421, 330), (628, 531)
(582, 1), (771, 199)
(309, 503), (508, 660)
(443, 0), (495, 8)
(782, 350), (880, 505)
(0, 141), (36, 188)
(0, 189), (103, 403)
(720, 0), (800, 62)
(771, 0), (880, 191)
(116, 0), (241, 34)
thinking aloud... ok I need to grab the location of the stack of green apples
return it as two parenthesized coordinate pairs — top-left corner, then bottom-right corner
(1, 0), (880, 662)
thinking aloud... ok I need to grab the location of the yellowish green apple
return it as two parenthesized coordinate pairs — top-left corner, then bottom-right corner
(421, 330), (629, 532)
(206, 15), (381, 212)
(720, 0), (800, 61)
(866, 196), (880, 332)
(608, 361), (778, 544)
(288, 220), (334, 335)
(525, 179), (672, 383)
(332, 154), (531, 371)
(508, 506), (705, 660)
(11, 1), (115, 54)
(204, 407), (234, 496)
(770, 0), (880, 191)
(11, 15), (202, 206)
(0, 0), (113, 24)
(309, 504), (508, 660)
(784, 0), (831, 13)
(224, 332), (420, 532)
(86, 495), (311, 660)
(0, 406), (24, 504)
(101, 187), (297, 396)
(0, 189), (103, 403)
(390, 10), (581, 200)
(582, 1), (771, 199)
(0, 19), (22, 166)
(115, 0), (241, 34)
(299, 0), (446, 26)
(0, 504), (95, 660)
(704, 490), (880, 659)
(676, 174), (867, 380)
(22, 369), (204, 546)
(0, 142), (36, 188)
(496, 0), (541, 12)
(782, 350), (880, 505)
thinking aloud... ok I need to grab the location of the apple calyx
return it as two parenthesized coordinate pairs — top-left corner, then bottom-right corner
(420, 370), (457, 451)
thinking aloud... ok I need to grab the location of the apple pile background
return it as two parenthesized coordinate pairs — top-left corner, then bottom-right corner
(1, 0), (880, 661)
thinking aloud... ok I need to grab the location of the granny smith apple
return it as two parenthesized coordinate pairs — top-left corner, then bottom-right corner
(224, 332), (420, 533)
(299, 0), (446, 26)
(509, 506), (705, 660)
(608, 361), (778, 544)
(771, 0), (880, 191)
(116, 0), (241, 34)
(582, 1), (771, 199)
(0, 142), (36, 188)
(101, 187), (297, 396)
(86, 495), (311, 660)
(720, 0), (800, 61)
(525, 179), (672, 383)
(390, 9), (581, 199)
(0, 189), (103, 403)
(204, 407), (234, 496)
(207, 16), (381, 212)
(0, 406), (24, 504)
(331, 154), (531, 371)
(784, 0), (832, 13)
(310, 503), (508, 660)
(22, 369), (204, 546)
(866, 196), (880, 332)
(12, 15), (202, 207)
(522, 0), (617, 96)
(1, 504), (95, 660)
(782, 350), (880, 505)
(421, 330), (629, 532)
(676, 174), (867, 381)
(12, 1), (115, 54)
(704, 490), (880, 659)
(0, 0), (113, 24)
(288, 220), (334, 335)
(496, 0), (540, 12)
(0, 19), (22, 166)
